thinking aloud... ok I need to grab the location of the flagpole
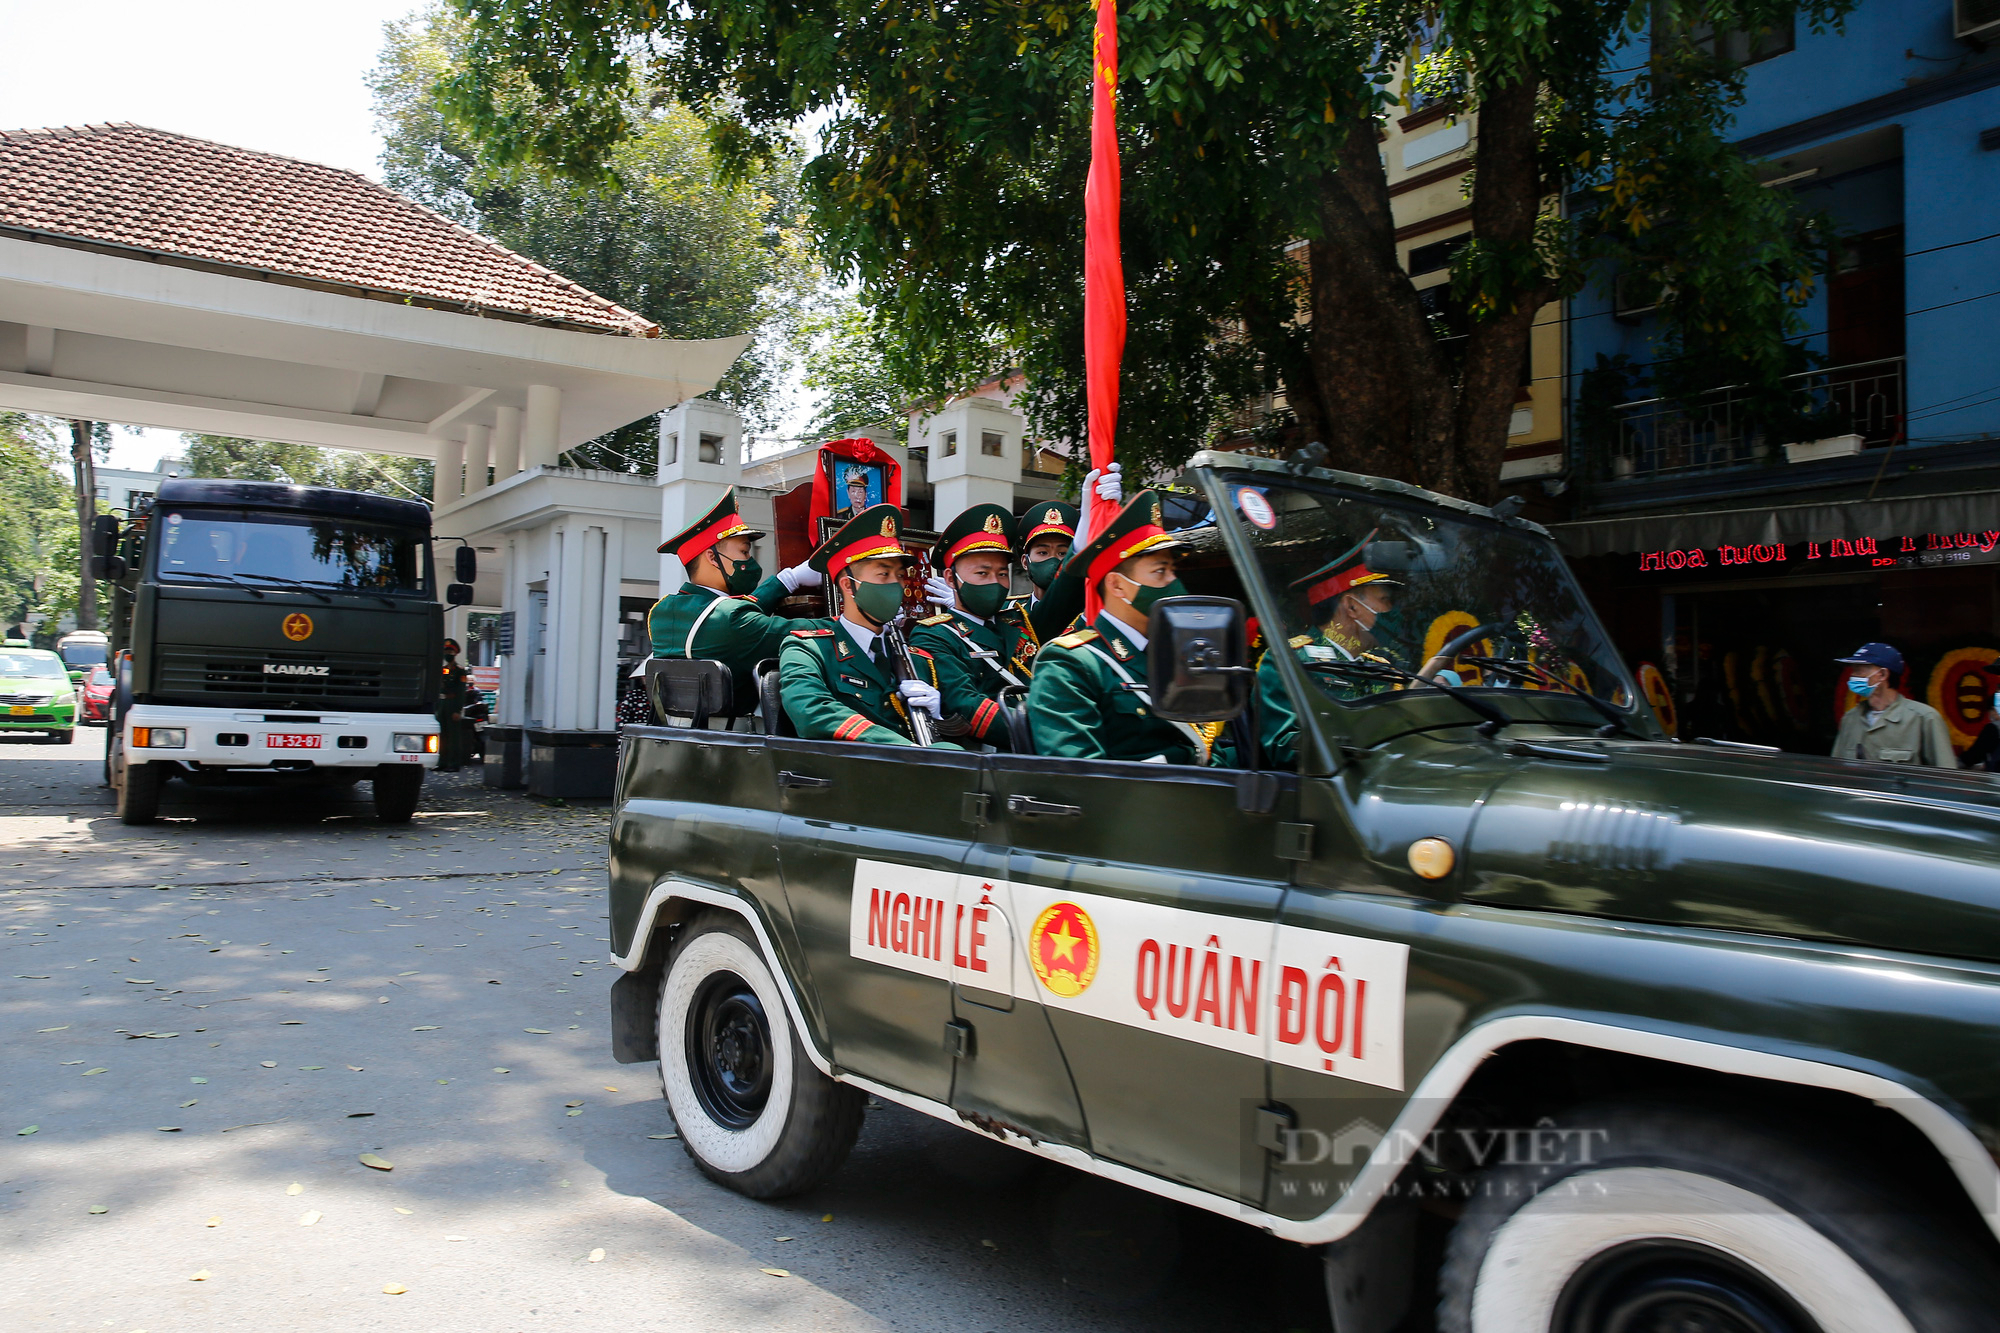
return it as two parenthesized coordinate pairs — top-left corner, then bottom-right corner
(1083, 0), (1124, 622)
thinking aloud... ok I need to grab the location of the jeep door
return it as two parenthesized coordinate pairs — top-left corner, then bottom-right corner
(975, 754), (1297, 1204)
(768, 736), (981, 1104)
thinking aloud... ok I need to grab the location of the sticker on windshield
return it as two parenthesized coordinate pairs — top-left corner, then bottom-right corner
(1236, 488), (1276, 530)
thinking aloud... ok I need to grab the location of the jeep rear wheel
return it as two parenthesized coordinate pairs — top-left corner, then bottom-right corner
(657, 911), (863, 1198)
(1438, 1102), (1999, 1333)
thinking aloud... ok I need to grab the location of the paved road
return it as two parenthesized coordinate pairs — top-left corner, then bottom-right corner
(0, 729), (1331, 1332)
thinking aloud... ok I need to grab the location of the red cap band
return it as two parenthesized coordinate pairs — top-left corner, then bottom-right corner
(676, 511), (748, 563)
(1085, 525), (1166, 589)
(827, 535), (905, 583)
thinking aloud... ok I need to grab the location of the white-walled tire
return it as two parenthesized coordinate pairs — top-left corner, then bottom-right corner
(657, 910), (864, 1198)
(1438, 1102), (1999, 1333)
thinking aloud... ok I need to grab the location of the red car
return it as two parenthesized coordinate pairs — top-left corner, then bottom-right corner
(79, 664), (113, 725)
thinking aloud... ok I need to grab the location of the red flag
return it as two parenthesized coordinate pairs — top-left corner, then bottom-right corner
(1083, 0), (1124, 622)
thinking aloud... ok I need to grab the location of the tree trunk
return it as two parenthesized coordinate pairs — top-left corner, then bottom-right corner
(1302, 118), (1456, 490)
(69, 419), (98, 632)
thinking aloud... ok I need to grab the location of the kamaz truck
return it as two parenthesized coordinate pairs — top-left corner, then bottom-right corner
(97, 478), (474, 825)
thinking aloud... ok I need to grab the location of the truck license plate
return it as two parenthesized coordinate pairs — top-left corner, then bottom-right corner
(8, 706), (31, 716)
(266, 733), (322, 749)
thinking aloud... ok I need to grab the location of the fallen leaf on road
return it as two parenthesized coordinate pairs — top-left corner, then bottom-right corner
(347, 1111), (375, 1118)
(821, 1214), (833, 1223)
(492, 1067), (510, 1074)
(776, 1236), (793, 1242)
(15, 975), (51, 980)
(16, 1126), (36, 1136)
(588, 1248), (605, 1263)
(393, 1207), (413, 1215)
(397, 971), (418, 976)
(761, 1268), (791, 1278)
(82, 1067), (108, 1076)
(377, 997), (389, 1003)
(190, 1077), (207, 1084)
(445, 1235), (469, 1242)
(566, 1109), (582, 1117)
(206, 1217), (219, 1227)
(181, 1100), (198, 1108)
(410, 1026), (439, 1032)
(523, 1028), (550, 1034)
(189, 1270), (210, 1282)
(299, 1211), (320, 1226)
(88, 1205), (108, 1215)
(260, 1061), (276, 1069)
(347, 1066), (365, 1072)
(157, 1126), (181, 1133)
(565, 1101), (583, 1108)
(359, 1153), (394, 1171)
(279, 1020), (302, 1026)
(123, 979), (155, 985)
(382, 1283), (407, 1295)
(646, 1133), (677, 1140)
(36, 1025), (66, 1032)
(300, 1066), (324, 1071)
(982, 1239), (999, 1250)
(604, 1086), (619, 1092)
(286, 1183), (303, 1196)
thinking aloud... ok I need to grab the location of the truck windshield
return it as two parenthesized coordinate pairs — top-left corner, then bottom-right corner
(1219, 474), (1637, 714)
(154, 509), (428, 595)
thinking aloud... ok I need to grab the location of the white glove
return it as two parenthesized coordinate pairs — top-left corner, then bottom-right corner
(897, 677), (942, 718)
(923, 574), (957, 609)
(777, 563), (822, 592)
(1093, 461), (1123, 506)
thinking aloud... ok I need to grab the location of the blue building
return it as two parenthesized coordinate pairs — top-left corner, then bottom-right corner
(1551, 2), (2000, 755)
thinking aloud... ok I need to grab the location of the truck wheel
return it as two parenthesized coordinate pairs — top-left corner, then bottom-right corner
(118, 761), (163, 825)
(1437, 1100), (1999, 1333)
(372, 766), (423, 823)
(657, 911), (863, 1198)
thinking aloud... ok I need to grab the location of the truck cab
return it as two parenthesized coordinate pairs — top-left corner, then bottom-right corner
(608, 451), (2000, 1331)
(103, 478), (449, 824)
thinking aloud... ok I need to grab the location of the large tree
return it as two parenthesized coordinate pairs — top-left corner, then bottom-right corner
(372, 5), (818, 469)
(0, 414), (91, 642)
(440, 0), (1844, 501)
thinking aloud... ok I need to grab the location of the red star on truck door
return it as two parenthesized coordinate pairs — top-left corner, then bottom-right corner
(1028, 901), (1099, 998)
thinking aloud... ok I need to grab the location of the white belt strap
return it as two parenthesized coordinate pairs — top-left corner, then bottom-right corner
(684, 592), (731, 659)
(1081, 639), (1210, 764)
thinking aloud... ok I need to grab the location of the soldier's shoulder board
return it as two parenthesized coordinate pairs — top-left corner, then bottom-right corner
(788, 627), (835, 638)
(915, 612), (953, 626)
(1050, 629), (1100, 649)
(1289, 634), (1314, 649)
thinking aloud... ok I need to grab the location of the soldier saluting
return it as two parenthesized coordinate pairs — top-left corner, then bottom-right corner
(647, 489), (823, 703)
(910, 503), (1037, 747)
(779, 504), (954, 747)
(1026, 490), (1220, 765)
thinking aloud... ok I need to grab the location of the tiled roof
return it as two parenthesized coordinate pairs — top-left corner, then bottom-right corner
(0, 123), (657, 337)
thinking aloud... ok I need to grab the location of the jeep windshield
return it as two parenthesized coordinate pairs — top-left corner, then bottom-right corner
(154, 508), (429, 596)
(1215, 473), (1638, 720)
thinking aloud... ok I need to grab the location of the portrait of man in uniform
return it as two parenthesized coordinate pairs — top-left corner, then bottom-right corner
(833, 463), (884, 522)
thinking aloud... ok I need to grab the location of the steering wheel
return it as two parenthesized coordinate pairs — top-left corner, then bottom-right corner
(1432, 619), (1509, 668)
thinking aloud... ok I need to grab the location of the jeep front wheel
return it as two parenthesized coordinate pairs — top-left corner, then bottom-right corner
(1438, 1101), (1999, 1333)
(657, 911), (863, 1198)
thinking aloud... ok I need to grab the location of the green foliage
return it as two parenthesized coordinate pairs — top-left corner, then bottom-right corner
(374, 5), (816, 463)
(792, 294), (921, 439)
(182, 436), (436, 504)
(0, 414), (87, 639)
(441, 0), (1853, 496)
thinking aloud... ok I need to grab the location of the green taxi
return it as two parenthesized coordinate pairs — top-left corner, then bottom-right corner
(608, 451), (2000, 1332)
(0, 647), (76, 743)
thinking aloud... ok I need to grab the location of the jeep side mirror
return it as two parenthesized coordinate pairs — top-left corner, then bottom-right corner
(1147, 595), (1252, 722)
(454, 546), (478, 584)
(446, 583), (476, 607)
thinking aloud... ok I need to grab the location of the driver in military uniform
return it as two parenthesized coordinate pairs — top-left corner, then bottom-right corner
(647, 489), (823, 704)
(1256, 560), (1404, 767)
(779, 504), (955, 747)
(910, 504), (1037, 748)
(1027, 490), (1223, 765)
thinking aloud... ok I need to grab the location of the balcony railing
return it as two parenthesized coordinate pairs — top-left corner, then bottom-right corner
(1601, 356), (1904, 481)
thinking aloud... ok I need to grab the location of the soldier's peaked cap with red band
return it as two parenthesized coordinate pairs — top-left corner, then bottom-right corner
(658, 488), (764, 559)
(1018, 501), (1079, 548)
(1291, 530), (1403, 607)
(932, 503), (1015, 569)
(809, 503), (918, 581)
(1069, 490), (1195, 590)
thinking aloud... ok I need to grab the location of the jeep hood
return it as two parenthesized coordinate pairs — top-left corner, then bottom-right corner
(1461, 741), (2000, 963)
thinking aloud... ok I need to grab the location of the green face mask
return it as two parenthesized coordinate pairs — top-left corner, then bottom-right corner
(848, 576), (906, 625)
(1025, 557), (1063, 591)
(716, 553), (762, 596)
(956, 579), (1008, 617)
(1126, 578), (1186, 617)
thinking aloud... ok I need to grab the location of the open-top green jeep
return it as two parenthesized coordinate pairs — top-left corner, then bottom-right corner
(608, 451), (2000, 1332)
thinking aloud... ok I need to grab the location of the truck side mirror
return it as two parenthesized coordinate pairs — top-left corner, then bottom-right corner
(91, 514), (119, 561)
(1146, 595), (1252, 722)
(93, 555), (128, 582)
(446, 583), (475, 606)
(454, 546), (478, 584)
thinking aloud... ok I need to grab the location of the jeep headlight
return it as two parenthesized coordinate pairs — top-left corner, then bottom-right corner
(133, 727), (186, 748)
(392, 733), (439, 754)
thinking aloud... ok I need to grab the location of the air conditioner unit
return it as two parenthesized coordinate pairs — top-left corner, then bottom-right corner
(1957, 0), (2000, 42)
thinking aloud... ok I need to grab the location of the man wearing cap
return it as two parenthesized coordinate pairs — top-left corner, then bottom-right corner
(911, 504), (1036, 748)
(836, 466), (873, 522)
(648, 489), (823, 704)
(1832, 642), (1954, 766)
(779, 504), (954, 747)
(1255, 561), (1405, 766)
(1026, 490), (1221, 765)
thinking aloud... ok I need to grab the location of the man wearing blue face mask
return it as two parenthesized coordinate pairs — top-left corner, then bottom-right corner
(1831, 642), (1953, 766)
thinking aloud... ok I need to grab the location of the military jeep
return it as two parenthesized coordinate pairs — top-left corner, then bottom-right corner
(608, 450), (2000, 1332)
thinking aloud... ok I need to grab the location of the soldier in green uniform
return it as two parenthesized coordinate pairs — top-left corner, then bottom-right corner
(778, 504), (955, 747)
(1257, 561), (1404, 768)
(436, 638), (471, 772)
(1016, 464), (1123, 641)
(1026, 490), (1222, 765)
(646, 489), (823, 704)
(910, 504), (1037, 747)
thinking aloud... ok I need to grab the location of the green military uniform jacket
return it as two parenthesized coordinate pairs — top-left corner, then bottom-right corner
(908, 605), (1038, 747)
(1027, 615), (1216, 764)
(1021, 563), (1087, 644)
(778, 620), (956, 748)
(647, 576), (793, 698)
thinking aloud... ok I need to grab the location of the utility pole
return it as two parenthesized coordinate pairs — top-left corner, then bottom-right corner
(69, 419), (98, 631)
